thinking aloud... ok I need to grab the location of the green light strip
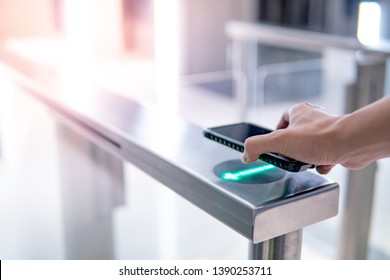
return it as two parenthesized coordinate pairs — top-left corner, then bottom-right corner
(221, 164), (276, 181)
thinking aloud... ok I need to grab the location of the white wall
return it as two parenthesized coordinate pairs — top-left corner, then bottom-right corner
(179, 0), (257, 75)
(63, 0), (124, 55)
(0, 0), (56, 40)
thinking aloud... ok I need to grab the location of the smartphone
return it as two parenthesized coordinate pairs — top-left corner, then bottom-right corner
(203, 122), (315, 172)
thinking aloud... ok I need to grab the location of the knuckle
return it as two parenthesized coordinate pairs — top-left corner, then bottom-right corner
(293, 102), (312, 111)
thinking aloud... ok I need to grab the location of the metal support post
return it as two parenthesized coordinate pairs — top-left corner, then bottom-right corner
(249, 230), (302, 260)
(232, 39), (248, 121)
(56, 123), (125, 259)
(340, 163), (377, 259)
(339, 53), (387, 259)
(232, 39), (258, 121)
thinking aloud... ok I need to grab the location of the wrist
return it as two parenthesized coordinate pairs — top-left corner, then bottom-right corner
(332, 114), (353, 165)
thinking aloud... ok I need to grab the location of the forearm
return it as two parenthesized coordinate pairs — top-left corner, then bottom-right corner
(336, 96), (390, 168)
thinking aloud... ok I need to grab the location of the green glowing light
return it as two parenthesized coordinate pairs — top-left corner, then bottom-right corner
(221, 164), (276, 181)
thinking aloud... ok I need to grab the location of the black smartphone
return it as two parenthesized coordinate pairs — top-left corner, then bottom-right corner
(203, 122), (315, 172)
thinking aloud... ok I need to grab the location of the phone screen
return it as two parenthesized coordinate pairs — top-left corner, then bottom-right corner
(209, 123), (272, 143)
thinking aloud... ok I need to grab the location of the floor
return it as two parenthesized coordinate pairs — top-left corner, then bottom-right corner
(0, 50), (389, 260)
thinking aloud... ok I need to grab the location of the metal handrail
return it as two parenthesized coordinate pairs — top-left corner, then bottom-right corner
(226, 21), (390, 56)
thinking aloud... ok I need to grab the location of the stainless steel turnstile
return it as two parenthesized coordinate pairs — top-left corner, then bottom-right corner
(0, 46), (339, 260)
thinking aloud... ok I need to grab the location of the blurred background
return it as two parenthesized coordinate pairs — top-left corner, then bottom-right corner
(0, 0), (389, 259)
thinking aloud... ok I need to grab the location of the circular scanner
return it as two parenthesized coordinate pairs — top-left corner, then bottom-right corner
(214, 159), (286, 184)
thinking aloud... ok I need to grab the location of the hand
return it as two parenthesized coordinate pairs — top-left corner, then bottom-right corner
(241, 102), (342, 174)
(242, 97), (390, 174)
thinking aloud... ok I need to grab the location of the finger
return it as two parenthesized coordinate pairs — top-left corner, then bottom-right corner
(241, 133), (281, 164)
(316, 165), (335, 174)
(276, 103), (303, 129)
(241, 151), (260, 164)
(276, 109), (290, 129)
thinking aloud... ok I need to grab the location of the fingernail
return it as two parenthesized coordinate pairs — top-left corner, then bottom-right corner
(241, 153), (248, 163)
